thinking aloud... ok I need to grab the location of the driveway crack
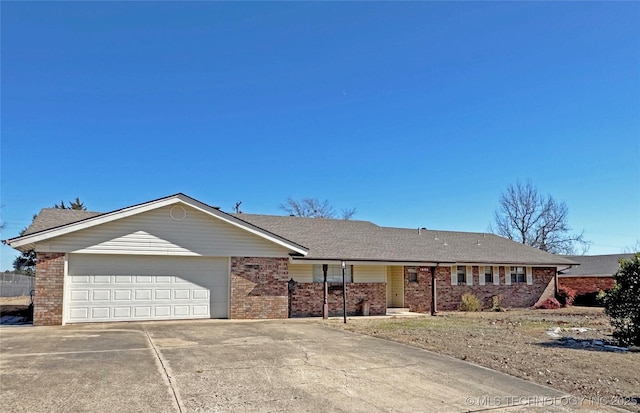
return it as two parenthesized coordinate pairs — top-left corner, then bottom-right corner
(142, 327), (184, 413)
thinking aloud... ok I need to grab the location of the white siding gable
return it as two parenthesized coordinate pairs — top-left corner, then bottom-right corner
(353, 265), (386, 283)
(39, 204), (293, 258)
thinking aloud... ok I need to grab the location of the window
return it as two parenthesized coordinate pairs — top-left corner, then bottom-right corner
(312, 264), (353, 283)
(407, 267), (418, 283)
(457, 266), (466, 284)
(484, 267), (493, 284)
(510, 266), (525, 284)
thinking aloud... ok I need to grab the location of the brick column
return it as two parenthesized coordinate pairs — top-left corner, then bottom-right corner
(34, 252), (65, 326)
(229, 257), (290, 319)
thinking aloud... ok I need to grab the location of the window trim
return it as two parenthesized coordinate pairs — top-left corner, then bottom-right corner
(510, 266), (526, 284)
(484, 266), (493, 284)
(457, 266), (466, 284)
(407, 267), (418, 283)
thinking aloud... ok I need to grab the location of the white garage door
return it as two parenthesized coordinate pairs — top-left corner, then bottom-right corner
(66, 254), (229, 323)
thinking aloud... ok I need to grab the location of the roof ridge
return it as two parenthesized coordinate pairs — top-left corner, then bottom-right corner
(232, 212), (378, 225)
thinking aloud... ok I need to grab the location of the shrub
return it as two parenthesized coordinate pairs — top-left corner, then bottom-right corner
(556, 286), (577, 307)
(534, 297), (562, 310)
(491, 295), (504, 312)
(601, 254), (640, 347)
(459, 293), (482, 312)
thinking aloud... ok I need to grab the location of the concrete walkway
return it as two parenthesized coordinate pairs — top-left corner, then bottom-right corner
(0, 319), (624, 412)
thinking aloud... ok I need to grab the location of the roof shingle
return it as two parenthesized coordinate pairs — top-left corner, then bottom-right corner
(559, 254), (634, 277)
(22, 208), (103, 235)
(12, 207), (577, 266)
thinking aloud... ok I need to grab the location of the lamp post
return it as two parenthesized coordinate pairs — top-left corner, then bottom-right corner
(322, 264), (328, 319)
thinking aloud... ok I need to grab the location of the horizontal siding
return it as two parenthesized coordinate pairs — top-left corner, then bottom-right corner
(289, 264), (386, 283)
(41, 205), (292, 258)
(289, 264), (313, 283)
(354, 265), (386, 283)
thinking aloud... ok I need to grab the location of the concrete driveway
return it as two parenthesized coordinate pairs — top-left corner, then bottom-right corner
(0, 320), (622, 412)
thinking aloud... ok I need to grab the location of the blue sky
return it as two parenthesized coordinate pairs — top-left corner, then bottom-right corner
(1, 2), (638, 270)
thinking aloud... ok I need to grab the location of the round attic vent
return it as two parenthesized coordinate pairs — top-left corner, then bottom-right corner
(170, 205), (187, 220)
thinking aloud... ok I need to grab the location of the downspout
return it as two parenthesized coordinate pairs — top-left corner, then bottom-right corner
(430, 264), (438, 316)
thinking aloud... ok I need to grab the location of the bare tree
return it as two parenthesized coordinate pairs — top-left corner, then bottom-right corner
(279, 197), (356, 220)
(622, 240), (640, 254)
(490, 181), (588, 255)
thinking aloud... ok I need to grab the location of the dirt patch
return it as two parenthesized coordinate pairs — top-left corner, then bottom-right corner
(1, 296), (32, 319)
(321, 307), (640, 412)
(0, 296), (31, 306)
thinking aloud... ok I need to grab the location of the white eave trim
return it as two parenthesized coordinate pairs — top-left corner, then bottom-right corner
(6, 194), (309, 256)
(289, 258), (575, 267)
(289, 258), (449, 266)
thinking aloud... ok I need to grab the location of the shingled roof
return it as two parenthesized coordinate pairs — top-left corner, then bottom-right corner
(22, 208), (103, 235)
(235, 214), (576, 265)
(10, 206), (577, 266)
(559, 254), (634, 277)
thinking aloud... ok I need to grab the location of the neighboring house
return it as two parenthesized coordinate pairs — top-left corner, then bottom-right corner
(3, 193), (576, 326)
(558, 254), (632, 296)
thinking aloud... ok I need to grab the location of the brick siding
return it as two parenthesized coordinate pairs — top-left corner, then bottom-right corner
(404, 266), (433, 312)
(229, 257), (290, 319)
(34, 252), (65, 326)
(559, 276), (615, 295)
(436, 266), (556, 310)
(290, 282), (386, 317)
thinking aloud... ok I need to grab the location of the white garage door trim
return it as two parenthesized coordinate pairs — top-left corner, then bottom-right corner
(65, 254), (229, 324)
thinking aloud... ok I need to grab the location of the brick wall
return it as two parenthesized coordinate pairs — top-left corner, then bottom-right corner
(229, 257), (290, 319)
(34, 252), (65, 326)
(290, 282), (386, 317)
(404, 266), (432, 312)
(559, 277), (615, 295)
(436, 266), (556, 310)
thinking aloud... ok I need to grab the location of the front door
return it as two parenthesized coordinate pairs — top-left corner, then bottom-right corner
(386, 266), (404, 307)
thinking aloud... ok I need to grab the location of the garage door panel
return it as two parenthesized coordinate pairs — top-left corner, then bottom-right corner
(192, 289), (208, 300)
(134, 307), (151, 317)
(174, 306), (189, 316)
(66, 255), (229, 323)
(70, 290), (89, 301)
(114, 307), (131, 318)
(70, 275), (90, 284)
(155, 289), (171, 300)
(114, 290), (132, 300)
(193, 305), (208, 316)
(92, 308), (110, 318)
(69, 308), (89, 320)
(92, 290), (111, 300)
(154, 306), (171, 317)
(134, 289), (152, 300)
